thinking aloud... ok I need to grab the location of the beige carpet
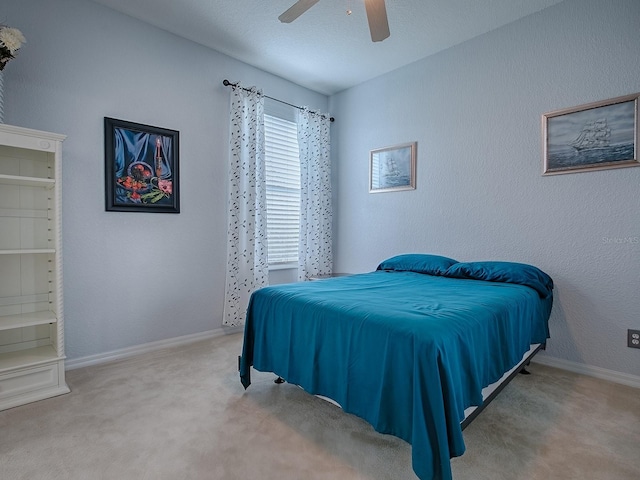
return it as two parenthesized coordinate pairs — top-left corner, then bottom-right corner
(0, 333), (638, 480)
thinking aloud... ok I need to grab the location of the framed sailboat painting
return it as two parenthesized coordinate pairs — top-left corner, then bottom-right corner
(369, 142), (417, 193)
(543, 93), (639, 175)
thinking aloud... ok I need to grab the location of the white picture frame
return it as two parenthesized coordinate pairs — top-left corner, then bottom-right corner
(369, 142), (417, 193)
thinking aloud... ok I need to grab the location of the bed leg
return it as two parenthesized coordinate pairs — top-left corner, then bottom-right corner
(519, 361), (532, 375)
(274, 376), (285, 384)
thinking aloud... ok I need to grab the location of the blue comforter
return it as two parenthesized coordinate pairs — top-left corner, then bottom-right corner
(239, 269), (552, 480)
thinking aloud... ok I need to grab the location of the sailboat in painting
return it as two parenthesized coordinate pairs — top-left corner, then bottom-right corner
(569, 118), (611, 151)
(385, 157), (400, 178)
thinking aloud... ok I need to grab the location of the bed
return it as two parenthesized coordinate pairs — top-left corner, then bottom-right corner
(239, 254), (553, 480)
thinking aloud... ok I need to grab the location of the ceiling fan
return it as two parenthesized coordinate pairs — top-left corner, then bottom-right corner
(278, 0), (390, 42)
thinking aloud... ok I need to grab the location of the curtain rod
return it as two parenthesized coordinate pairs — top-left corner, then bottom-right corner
(223, 79), (334, 122)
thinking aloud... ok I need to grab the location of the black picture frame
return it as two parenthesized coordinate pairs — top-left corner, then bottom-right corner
(104, 117), (180, 213)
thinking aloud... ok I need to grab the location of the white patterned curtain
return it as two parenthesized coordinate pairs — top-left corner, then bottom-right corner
(223, 84), (269, 326)
(297, 108), (333, 281)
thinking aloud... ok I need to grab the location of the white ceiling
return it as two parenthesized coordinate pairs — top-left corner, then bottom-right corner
(90, 0), (564, 95)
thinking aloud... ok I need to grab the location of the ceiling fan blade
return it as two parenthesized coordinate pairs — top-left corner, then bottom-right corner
(364, 0), (390, 42)
(278, 0), (321, 23)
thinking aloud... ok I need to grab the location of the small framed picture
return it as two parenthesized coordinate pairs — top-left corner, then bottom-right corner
(104, 117), (180, 213)
(369, 142), (416, 193)
(543, 93), (639, 175)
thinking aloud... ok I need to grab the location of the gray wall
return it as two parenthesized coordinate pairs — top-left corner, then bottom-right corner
(2, 0), (327, 360)
(329, 0), (640, 377)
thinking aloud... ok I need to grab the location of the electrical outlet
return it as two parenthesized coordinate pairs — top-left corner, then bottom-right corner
(628, 329), (640, 349)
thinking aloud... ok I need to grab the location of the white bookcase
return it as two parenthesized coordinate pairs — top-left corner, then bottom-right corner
(0, 124), (69, 410)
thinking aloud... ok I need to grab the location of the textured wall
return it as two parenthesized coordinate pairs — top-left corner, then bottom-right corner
(2, 0), (326, 360)
(329, 0), (640, 377)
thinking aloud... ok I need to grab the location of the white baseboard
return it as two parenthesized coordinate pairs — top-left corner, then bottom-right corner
(65, 326), (244, 371)
(532, 354), (640, 389)
(66, 330), (640, 390)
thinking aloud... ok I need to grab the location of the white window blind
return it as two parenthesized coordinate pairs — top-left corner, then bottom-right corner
(264, 113), (300, 266)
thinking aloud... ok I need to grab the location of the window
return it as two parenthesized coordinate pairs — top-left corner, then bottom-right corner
(264, 112), (300, 267)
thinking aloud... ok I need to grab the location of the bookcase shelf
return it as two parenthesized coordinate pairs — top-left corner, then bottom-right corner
(0, 249), (56, 255)
(0, 345), (62, 373)
(0, 174), (55, 188)
(0, 311), (58, 331)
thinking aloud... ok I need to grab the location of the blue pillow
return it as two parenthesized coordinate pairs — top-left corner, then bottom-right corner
(377, 254), (459, 276)
(445, 261), (553, 298)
